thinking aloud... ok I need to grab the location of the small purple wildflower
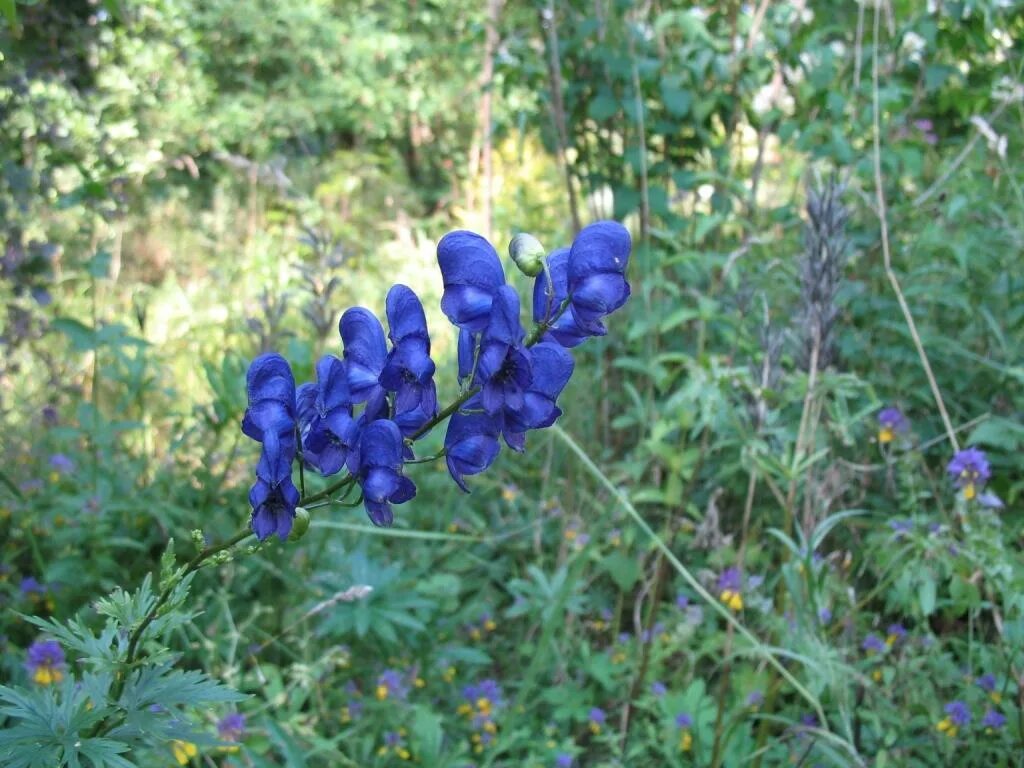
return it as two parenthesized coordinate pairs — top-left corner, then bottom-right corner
(651, 681), (667, 697)
(217, 713), (246, 741)
(945, 701), (971, 727)
(982, 709), (1006, 730)
(555, 754), (574, 768)
(48, 454), (74, 473)
(888, 519), (912, 538)
(675, 593), (690, 610)
(818, 607), (832, 624)
(588, 707), (606, 733)
(746, 690), (764, 708)
(717, 567), (742, 593)
(19, 577), (46, 595)
(885, 623), (907, 645)
(862, 633), (886, 653)
(976, 673), (996, 692)
(947, 447), (991, 500)
(375, 669), (410, 701)
(877, 407), (908, 443)
(675, 712), (693, 729)
(26, 640), (65, 685)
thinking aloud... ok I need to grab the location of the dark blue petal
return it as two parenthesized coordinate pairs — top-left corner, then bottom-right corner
(458, 329), (477, 381)
(567, 221), (631, 328)
(437, 231), (506, 331)
(315, 355), (351, 413)
(528, 343), (575, 400)
(386, 284), (430, 345)
(295, 382), (318, 429)
(363, 467), (401, 502)
(340, 308), (387, 402)
(246, 353), (296, 406)
(249, 475), (298, 541)
(357, 419), (404, 468)
(365, 499), (394, 527)
(444, 409), (501, 492)
(242, 400), (293, 441)
(532, 248), (590, 348)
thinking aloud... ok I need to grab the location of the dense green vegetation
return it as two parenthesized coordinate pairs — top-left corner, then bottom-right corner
(2, 1), (1023, 766)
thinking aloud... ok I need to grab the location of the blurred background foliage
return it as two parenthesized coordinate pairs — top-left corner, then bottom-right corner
(1, 0), (1023, 766)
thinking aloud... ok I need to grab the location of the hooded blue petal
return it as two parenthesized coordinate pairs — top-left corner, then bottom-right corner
(353, 419), (417, 526)
(532, 248), (591, 348)
(567, 221), (632, 331)
(437, 231), (506, 332)
(340, 308), (388, 403)
(385, 284), (430, 345)
(444, 405), (501, 492)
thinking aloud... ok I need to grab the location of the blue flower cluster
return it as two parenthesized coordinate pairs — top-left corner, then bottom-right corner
(241, 221), (631, 540)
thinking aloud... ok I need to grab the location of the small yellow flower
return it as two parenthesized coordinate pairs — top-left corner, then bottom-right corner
(33, 666), (62, 685)
(484, 618), (497, 632)
(171, 740), (198, 765)
(483, 720), (497, 734)
(501, 485), (519, 502)
(720, 589), (743, 612)
(872, 669), (882, 683)
(469, 628), (482, 641)
(589, 722), (601, 735)
(457, 703), (473, 716)
(398, 748), (411, 760)
(375, 684), (389, 701)
(878, 427), (894, 444)
(443, 666), (457, 683)
(963, 482), (976, 501)
(990, 692), (1002, 704)
(414, 677), (426, 688)
(340, 706), (352, 723)
(476, 697), (492, 716)
(936, 718), (957, 738)
(679, 730), (693, 752)
(564, 528), (578, 542)
(546, 740), (556, 749)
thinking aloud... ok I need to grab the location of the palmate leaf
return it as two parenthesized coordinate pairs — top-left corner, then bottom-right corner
(0, 681), (129, 768)
(118, 664), (246, 711)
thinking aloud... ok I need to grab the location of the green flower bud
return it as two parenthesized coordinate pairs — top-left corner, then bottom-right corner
(508, 233), (546, 277)
(288, 506), (311, 541)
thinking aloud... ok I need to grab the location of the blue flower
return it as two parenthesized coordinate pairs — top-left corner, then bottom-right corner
(476, 285), (532, 415)
(26, 639), (65, 685)
(351, 420), (416, 526)
(438, 230), (506, 332)
(217, 713), (246, 742)
(566, 221), (631, 334)
(340, 307), (389, 418)
(945, 700), (971, 727)
(532, 247), (591, 348)
(444, 405), (501, 492)
(498, 342), (574, 451)
(297, 355), (358, 476)
(242, 353), (299, 541)
(380, 284), (438, 436)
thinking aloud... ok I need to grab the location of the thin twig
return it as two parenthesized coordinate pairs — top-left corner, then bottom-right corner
(870, 5), (959, 452)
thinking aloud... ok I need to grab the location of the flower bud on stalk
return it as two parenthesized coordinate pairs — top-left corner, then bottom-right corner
(288, 506), (311, 541)
(508, 233), (545, 277)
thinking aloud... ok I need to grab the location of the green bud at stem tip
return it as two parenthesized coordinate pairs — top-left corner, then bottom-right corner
(509, 233), (546, 277)
(289, 506), (311, 541)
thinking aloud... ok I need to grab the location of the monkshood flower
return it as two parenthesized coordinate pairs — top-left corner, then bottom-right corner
(936, 700), (970, 737)
(532, 247), (590, 348)
(444, 404), (501, 492)
(500, 343), (574, 451)
(296, 355), (357, 476)
(339, 308), (389, 420)
(588, 707), (606, 735)
(476, 285), (533, 415)
(26, 639), (65, 685)
(380, 284), (438, 435)
(438, 230), (506, 332)
(351, 420), (416, 526)
(946, 447), (991, 501)
(565, 221), (631, 334)
(876, 407), (908, 444)
(242, 353), (299, 541)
